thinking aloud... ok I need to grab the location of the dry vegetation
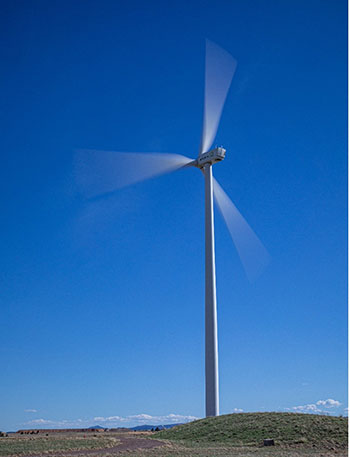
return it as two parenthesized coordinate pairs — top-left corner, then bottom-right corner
(0, 432), (119, 456)
(156, 412), (348, 448)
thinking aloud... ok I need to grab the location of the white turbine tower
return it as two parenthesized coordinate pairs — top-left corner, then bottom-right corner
(76, 39), (270, 418)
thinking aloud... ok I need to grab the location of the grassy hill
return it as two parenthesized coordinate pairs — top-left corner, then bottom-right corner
(155, 412), (348, 449)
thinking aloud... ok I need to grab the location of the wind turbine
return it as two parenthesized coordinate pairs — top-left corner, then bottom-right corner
(76, 39), (270, 418)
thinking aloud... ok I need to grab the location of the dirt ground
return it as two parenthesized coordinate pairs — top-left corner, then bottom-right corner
(23, 433), (164, 456)
(0, 431), (163, 457)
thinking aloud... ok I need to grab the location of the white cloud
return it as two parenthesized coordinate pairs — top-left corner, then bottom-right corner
(25, 418), (90, 428)
(290, 399), (341, 415)
(292, 404), (322, 413)
(128, 414), (154, 421)
(316, 399), (341, 408)
(24, 409), (37, 413)
(155, 414), (198, 423)
(26, 419), (56, 425)
(232, 408), (244, 413)
(24, 413), (199, 429)
(123, 413), (198, 424)
(93, 416), (125, 423)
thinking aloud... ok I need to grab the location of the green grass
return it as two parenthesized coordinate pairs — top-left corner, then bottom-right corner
(113, 445), (345, 457)
(155, 412), (348, 449)
(0, 435), (117, 456)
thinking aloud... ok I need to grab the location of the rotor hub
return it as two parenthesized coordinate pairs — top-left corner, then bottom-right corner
(196, 147), (226, 168)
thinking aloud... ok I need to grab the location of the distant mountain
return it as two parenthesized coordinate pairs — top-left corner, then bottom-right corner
(130, 423), (181, 431)
(88, 425), (105, 430)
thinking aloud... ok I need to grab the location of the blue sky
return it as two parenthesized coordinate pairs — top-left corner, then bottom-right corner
(0, 0), (347, 431)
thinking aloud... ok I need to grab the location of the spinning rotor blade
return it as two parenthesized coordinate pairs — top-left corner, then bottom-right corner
(199, 40), (237, 155)
(75, 149), (193, 197)
(213, 178), (270, 282)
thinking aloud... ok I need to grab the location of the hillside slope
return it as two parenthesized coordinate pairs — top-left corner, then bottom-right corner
(155, 412), (347, 449)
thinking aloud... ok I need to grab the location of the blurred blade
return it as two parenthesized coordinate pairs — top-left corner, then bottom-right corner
(75, 149), (193, 197)
(199, 39), (237, 155)
(213, 178), (270, 281)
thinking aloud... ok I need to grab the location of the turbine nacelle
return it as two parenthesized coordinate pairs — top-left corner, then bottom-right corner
(196, 147), (226, 168)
